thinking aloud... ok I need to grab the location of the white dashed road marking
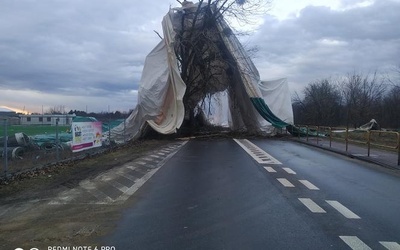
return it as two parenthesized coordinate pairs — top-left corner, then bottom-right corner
(326, 200), (361, 219)
(277, 178), (295, 187)
(298, 198), (326, 213)
(339, 236), (372, 250)
(47, 141), (188, 205)
(264, 167), (276, 173)
(282, 167), (296, 175)
(299, 180), (320, 190)
(380, 241), (400, 250)
(233, 138), (396, 249)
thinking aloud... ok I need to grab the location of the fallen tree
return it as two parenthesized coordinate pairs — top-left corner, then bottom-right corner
(110, 1), (293, 143)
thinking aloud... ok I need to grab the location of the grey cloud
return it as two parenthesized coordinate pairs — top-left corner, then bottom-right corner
(2, 0), (398, 112)
(0, 0), (172, 111)
(252, 0), (400, 92)
(298, 1), (400, 41)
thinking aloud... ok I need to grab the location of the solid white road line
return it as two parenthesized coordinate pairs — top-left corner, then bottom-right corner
(282, 167), (296, 174)
(116, 142), (188, 202)
(298, 198), (326, 213)
(339, 236), (372, 250)
(326, 200), (361, 219)
(380, 241), (400, 250)
(264, 166), (276, 173)
(299, 180), (320, 190)
(277, 178), (295, 187)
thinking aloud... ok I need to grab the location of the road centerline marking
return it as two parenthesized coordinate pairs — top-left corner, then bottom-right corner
(264, 167), (276, 173)
(282, 167), (296, 174)
(380, 241), (400, 250)
(298, 198), (326, 213)
(277, 178), (295, 187)
(326, 200), (361, 219)
(299, 180), (320, 190)
(339, 236), (372, 250)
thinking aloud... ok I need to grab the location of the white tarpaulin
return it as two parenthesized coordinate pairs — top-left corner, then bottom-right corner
(111, 10), (186, 143)
(259, 78), (294, 124)
(111, 2), (293, 143)
(198, 91), (232, 128)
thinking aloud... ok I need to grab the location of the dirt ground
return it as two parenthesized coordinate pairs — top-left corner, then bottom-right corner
(0, 139), (175, 250)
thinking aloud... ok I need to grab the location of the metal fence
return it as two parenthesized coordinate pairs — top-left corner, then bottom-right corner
(1, 118), (129, 180)
(294, 125), (400, 166)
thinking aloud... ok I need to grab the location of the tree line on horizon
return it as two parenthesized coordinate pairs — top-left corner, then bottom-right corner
(31, 107), (131, 122)
(292, 70), (400, 129)
(67, 110), (131, 121)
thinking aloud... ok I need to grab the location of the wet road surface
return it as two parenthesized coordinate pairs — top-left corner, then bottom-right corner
(102, 138), (400, 249)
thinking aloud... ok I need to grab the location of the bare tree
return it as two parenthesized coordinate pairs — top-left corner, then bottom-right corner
(382, 87), (400, 129)
(341, 71), (386, 128)
(382, 66), (400, 128)
(173, 0), (270, 131)
(46, 105), (66, 115)
(293, 79), (342, 126)
(388, 65), (400, 89)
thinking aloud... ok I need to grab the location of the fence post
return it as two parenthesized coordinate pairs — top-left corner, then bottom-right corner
(329, 127), (332, 148)
(306, 126), (309, 142)
(108, 122), (111, 149)
(3, 119), (8, 179)
(298, 126), (300, 140)
(56, 118), (59, 162)
(367, 131), (371, 157)
(316, 126), (319, 145)
(124, 119), (126, 144)
(345, 128), (349, 152)
(397, 133), (400, 166)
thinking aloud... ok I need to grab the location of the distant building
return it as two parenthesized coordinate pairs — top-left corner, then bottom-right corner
(19, 114), (76, 126)
(0, 107), (19, 125)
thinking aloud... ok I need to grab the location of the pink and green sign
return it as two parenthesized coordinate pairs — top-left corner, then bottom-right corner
(71, 121), (102, 152)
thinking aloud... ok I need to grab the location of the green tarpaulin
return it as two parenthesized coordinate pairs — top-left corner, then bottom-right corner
(250, 97), (290, 129)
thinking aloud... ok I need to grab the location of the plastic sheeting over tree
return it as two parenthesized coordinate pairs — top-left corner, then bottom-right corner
(111, 2), (293, 143)
(357, 119), (380, 131)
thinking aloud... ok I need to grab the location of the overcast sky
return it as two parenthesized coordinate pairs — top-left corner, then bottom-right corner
(1, 0), (399, 114)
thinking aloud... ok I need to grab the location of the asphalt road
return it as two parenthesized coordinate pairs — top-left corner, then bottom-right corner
(102, 138), (400, 250)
